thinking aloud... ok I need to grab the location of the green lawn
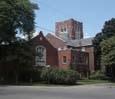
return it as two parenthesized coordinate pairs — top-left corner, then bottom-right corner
(17, 80), (114, 86)
(78, 79), (112, 85)
(1, 80), (115, 86)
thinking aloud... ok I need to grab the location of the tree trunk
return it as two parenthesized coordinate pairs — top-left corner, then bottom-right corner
(15, 71), (18, 84)
(112, 65), (115, 82)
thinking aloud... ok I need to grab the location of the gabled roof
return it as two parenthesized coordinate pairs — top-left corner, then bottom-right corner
(66, 37), (94, 47)
(32, 32), (94, 48)
(46, 33), (66, 49)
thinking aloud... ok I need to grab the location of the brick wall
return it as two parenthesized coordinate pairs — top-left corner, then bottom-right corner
(77, 46), (95, 73)
(58, 50), (71, 69)
(71, 50), (89, 72)
(31, 32), (58, 67)
(85, 46), (95, 73)
(55, 19), (83, 40)
(58, 49), (89, 72)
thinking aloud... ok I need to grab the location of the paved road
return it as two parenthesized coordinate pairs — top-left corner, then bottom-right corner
(0, 84), (115, 99)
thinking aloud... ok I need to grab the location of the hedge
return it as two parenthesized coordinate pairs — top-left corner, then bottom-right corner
(41, 67), (79, 85)
(90, 71), (109, 80)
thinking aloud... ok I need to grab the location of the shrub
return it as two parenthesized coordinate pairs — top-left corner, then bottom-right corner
(19, 69), (42, 82)
(90, 71), (108, 80)
(41, 67), (79, 85)
(30, 69), (42, 82)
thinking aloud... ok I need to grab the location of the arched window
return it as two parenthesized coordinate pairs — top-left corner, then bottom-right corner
(35, 45), (46, 66)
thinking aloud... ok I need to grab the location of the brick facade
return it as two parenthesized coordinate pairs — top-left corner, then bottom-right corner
(31, 31), (89, 75)
(31, 18), (95, 75)
(31, 31), (58, 67)
(58, 50), (71, 69)
(55, 18), (83, 40)
(58, 49), (89, 73)
(85, 46), (94, 73)
(76, 46), (94, 73)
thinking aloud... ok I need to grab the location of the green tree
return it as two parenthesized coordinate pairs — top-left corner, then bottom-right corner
(93, 18), (115, 71)
(0, 40), (35, 83)
(0, 0), (38, 83)
(0, 0), (38, 43)
(93, 33), (103, 70)
(102, 18), (115, 38)
(101, 37), (115, 81)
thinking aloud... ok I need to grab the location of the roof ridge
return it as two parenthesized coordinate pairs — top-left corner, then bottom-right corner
(46, 33), (66, 42)
(70, 37), (94, 42)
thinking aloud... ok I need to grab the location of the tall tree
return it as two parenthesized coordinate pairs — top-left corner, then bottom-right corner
(93, 18), (115, 71)
(0, 0), (38, 83)
(93, 33), (103, 70)
(0, 0), (37, 44)
(102, 18), (115, 38)
(101, 37), (115, 81)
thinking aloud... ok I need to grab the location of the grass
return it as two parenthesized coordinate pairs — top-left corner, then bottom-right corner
(5, 82), (75, 87)
(16, 80), (114, 86)
(78, 79), (112, 85)
(16, 80), (115, 86)
(1, 80), (115, 86)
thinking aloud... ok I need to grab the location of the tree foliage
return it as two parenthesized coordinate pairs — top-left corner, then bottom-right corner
(41, 67), (79, 85)
(0, 0), (36, 44)
(0, 40), (35, 82)
(93, 18), (115, 70)
(101, 37), (115, 67)
(0, 0), (38, 83)
(102, 18), (115, 38)
(93, 33), (103, 70)
(101, 37), (115, 80)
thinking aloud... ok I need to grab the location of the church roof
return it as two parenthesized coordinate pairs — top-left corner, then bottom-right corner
(31, 31), (94, 49)
(66, 37), (94, 47)
(46, 33), (66, 49)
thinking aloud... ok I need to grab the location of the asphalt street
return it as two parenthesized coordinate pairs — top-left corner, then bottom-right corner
(0, 84), (115, 99)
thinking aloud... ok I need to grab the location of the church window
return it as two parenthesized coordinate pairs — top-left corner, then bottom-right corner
(62, 56), (67, 64)
(35, 46), (46, 66)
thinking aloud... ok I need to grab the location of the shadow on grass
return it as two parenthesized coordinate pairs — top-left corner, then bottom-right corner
(0, 81), (80, 87)
(0, 80), (114, 87)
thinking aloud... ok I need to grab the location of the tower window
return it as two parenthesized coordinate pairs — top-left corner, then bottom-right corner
(64, 27), (66, 31)
(61, 27), (67, 32)
(61, 28), (63, 32)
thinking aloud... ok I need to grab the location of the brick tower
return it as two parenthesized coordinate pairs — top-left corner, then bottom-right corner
(55, 18), (83, 40)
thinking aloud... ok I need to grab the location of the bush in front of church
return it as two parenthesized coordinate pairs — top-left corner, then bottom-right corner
(89, 71), (109, 80)
(40, 67), (79, 85)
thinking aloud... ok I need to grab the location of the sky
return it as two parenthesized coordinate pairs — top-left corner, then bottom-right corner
(31, 0), (115, 38)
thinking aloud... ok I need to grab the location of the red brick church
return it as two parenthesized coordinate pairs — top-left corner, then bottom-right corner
(31, 19), (95, 75)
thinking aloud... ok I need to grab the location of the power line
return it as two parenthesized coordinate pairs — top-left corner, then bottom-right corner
(37, 0), (70, 18)
(32, 0), (72, 34)
(36, 25), (55, 33)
